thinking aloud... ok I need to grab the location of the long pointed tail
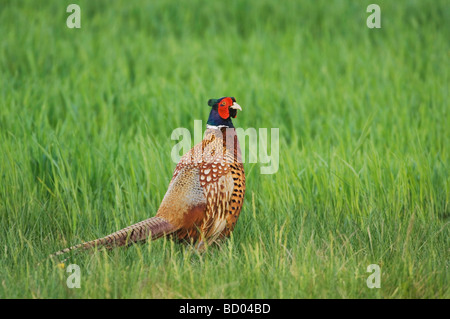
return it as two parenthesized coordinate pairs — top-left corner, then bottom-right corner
(51, 216), (176, 257)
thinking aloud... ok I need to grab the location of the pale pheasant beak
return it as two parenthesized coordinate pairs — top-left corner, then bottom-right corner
(230, 102), (242, 111)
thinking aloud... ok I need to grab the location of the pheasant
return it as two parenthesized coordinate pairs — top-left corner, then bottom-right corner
(52, 97), (245, 257)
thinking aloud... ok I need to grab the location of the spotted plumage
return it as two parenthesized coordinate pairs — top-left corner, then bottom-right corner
(52, 97), (245, 257)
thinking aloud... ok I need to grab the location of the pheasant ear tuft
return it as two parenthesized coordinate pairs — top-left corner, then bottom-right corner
(208, 99), (219, 107)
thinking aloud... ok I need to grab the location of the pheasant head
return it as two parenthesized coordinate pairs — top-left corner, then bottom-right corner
(207, 97), (242, 128)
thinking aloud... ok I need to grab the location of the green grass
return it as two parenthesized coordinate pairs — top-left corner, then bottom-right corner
(0, 0), (448, 298)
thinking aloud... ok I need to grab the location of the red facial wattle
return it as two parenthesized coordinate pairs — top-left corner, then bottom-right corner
(218, 97), (233, 119)
(218, 104), (229, 119)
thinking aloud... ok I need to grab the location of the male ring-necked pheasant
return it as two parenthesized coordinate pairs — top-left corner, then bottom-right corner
(53, 97), (245, 256)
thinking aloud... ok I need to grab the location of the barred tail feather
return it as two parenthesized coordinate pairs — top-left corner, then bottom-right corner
(51, 216), (176, 257)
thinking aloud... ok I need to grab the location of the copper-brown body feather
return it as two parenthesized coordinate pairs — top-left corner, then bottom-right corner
(52, 126), (245, 257)
(161, 126), (246, 244)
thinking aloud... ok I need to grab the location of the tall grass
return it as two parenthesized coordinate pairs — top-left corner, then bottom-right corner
(0, 0), (448, 298)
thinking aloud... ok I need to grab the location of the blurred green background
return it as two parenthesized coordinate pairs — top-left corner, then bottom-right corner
(0, 0), (448, 298)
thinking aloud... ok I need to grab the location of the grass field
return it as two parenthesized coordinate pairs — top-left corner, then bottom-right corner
(0, 0), (448, 298)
